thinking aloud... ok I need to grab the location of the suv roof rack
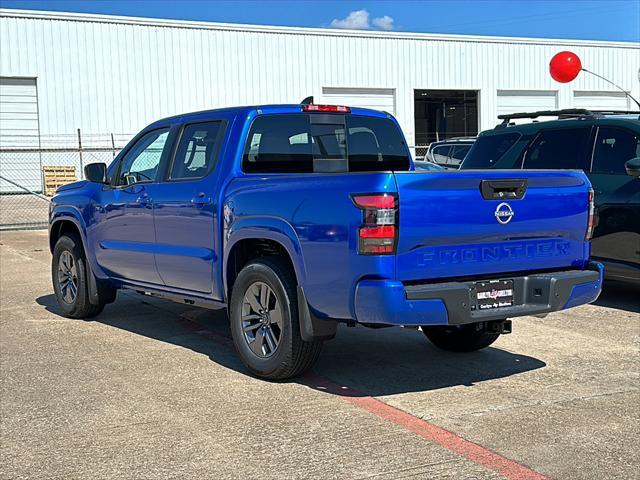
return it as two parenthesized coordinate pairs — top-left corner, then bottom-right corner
(496, 109), (640, 128)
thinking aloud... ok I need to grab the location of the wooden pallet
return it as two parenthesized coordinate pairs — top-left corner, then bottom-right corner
(43, 166), (77, 196)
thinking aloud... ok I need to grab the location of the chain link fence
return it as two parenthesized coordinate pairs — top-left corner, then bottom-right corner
(1, 135), (433, 230)
(0, 132), (130, 230)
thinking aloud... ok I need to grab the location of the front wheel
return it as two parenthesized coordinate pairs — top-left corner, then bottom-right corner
(229, 257), (323, 380)
(52, 234), (111, 319)
(422, 323), (500, 352)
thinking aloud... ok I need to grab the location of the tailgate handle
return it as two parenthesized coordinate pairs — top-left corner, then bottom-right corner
(480, 179), (527, 200)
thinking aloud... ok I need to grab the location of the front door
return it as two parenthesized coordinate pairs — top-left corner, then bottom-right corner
(92, 128), (170, 285)
(153, 120), (226, 295)
(588, 126), (640, 278)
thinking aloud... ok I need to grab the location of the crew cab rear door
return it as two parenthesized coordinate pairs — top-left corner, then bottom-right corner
(152, 120), (227, 295)
(393, 170), (591, 282)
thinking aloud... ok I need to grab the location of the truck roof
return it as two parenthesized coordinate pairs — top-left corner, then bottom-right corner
(146, 104), (391, 130)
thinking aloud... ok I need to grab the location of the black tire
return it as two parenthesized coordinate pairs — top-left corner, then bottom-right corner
(52, 234), (111, 319)
(422, 323), (500, 352)
(229, 257), (323, 380)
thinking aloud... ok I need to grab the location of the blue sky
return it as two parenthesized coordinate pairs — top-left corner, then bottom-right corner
(1, 0), (639, 42)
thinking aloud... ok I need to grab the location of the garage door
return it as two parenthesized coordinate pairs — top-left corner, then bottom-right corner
(0, 77), (40, 148)
(496, 90), (557, 122)
(0, 77), (41, 193)
(321, 87), (395, 115)
(573, 91), (629, 111)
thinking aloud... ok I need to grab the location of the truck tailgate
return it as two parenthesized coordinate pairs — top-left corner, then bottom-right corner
(393, 170), (591, 282)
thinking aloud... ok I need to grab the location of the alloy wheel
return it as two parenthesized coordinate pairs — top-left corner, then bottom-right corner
(57, 250), (78, 304)
(241, 281), (283, 358)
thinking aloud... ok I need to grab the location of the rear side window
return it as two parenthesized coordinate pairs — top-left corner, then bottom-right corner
(450, 144), (472, 162)
(523, 128), (592, 170)
(462, 133), (521, 169)
(170, 121), (225, 179)
(429, 145), (451, 165)
(242, 113), (410, 173)
(592, 127), (640, 175)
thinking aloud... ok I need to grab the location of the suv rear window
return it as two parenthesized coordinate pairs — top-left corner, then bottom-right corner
(461, 133), (521, 169)
(242, 113), (410, 173)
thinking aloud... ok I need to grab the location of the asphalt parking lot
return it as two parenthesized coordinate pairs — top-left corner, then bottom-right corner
(1, 229), (638, 479)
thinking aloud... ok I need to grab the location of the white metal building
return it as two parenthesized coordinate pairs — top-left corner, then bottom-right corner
(1, 8), (639, 153)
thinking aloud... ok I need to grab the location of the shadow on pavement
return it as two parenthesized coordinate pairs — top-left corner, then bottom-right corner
(37, 292), (546, 396)
(594, 281), (639, 314)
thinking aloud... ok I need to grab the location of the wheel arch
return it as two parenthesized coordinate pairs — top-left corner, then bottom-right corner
(223, 220), (306, 302)
(49, 211), (86, 254)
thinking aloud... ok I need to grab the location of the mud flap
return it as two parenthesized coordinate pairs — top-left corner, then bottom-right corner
(297, 286), (337, 341)
(86, 262), (116, 305)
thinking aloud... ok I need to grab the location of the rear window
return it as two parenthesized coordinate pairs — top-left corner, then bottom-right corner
(242, 113), (410, 173)
(462, 133), (521, 169)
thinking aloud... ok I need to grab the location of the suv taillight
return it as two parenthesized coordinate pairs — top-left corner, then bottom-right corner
(586, 188), (596, 240)
(352, 194), (397, 255)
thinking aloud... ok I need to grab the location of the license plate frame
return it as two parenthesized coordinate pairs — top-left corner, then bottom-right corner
(474, 279), (514, 310)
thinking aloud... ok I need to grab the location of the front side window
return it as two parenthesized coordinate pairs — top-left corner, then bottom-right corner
(116, 128), (169, 186)
(523, 128), (592, 170)
(242, 113), (410, 173)
(592, 127), (640, 175)
(170, 121), (224, 180)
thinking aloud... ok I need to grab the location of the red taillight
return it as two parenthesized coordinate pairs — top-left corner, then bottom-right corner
(586, 188), (596, 240)
(302, 104), (351, 113)
(353, 194), (397, 255)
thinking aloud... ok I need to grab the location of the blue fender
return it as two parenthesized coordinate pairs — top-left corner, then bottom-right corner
(223, 215), (306, 298)
(49, 206), (107, 280)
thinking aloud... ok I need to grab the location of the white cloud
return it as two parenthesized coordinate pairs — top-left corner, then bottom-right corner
(330, 9), (371, 29)
(330, 10), (395, 31)
(372, 15), (394, 31)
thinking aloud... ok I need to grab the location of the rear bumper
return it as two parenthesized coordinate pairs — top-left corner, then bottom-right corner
(354, 262), (603, 326)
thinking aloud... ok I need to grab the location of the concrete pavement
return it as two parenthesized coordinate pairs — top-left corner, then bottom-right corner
(1, 230), (638, 479)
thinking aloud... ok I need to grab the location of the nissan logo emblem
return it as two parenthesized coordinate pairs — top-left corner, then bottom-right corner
(495, 202), (514, 225)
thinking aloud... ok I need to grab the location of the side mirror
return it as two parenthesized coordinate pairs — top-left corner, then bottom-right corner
(84, 163), (108, 183)
(625, 157), (640, 177)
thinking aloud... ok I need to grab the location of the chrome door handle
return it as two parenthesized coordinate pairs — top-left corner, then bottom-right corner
(191, 192), (211, 206)
(136, 193), (151, 205)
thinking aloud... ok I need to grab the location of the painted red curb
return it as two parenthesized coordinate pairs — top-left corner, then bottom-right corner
(178, 316), (549, 480)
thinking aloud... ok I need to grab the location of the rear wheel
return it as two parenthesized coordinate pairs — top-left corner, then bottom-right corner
(52, 234), (113, 319)
(229, 257), (323, 380)
(422, 323), (500, 352)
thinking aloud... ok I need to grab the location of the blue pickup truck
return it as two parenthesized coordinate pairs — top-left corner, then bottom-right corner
(49, 104), (603, 379)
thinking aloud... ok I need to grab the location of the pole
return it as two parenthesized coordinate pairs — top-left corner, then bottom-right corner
(77, 128), (84, 179)
(110, 133), (116, 160)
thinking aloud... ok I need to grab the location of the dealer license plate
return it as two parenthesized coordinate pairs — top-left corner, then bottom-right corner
(475, 280), (514, 310)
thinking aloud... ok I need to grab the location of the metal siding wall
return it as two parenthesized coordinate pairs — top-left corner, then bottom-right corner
(1, 13), (638, 150)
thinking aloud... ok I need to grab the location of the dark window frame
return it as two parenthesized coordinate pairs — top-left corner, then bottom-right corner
(164, 119), (228, 182)
(110, 126), (172, 189)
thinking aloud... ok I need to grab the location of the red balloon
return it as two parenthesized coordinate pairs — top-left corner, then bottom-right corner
(550, 51), (582, 83)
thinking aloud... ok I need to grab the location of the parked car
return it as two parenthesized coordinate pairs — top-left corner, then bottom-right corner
(424, 137), (475, 168)
(461, 109), (640, 284)
(49, 104), (602, 380)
